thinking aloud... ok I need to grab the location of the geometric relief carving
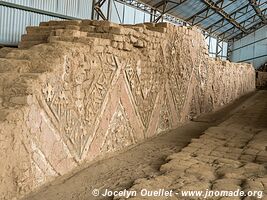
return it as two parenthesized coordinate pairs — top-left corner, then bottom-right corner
(41, 54), (118, 160)
(168, 32), (196, 118)
(100, 101), (136, 153)
(124, 59), (162, 128)
(157, 90), (172, 133)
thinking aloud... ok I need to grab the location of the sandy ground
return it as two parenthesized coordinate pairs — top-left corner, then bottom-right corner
(22, 91), (262, 200)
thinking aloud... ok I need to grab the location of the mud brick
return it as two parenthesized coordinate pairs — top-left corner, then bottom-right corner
(61, 30), (86, 37)
(18, 40), (45, 48)
(123, 42), (131, 51)
(21, 34), (48, 42)
(76, 37), (96, 45)
(111, 34), (124, 42)
(117, 42), (123, 50)
(80, 26), (96, 32)
(47, 36), (74, 43)
(132, 27), (144, 33)
(53, 29), (64, 36)
(81, 20), (93, 26)
(256, 151), (267, 163)
(9, 96), (28, 105)
(94, 45), (105, 53)
(155, 22), (170, 28)
(134, 23), (146, 28)
(129, 35), (137, 43)
(133, 40), (144, 48)
(95, 26), (110, 33)
(26, 27), (53, 35)
(48, 20), (81, 26)
(66, 25), (80, 30)
(92, 20), (116, 27)
(111, 41), (118, 48)
(87, 32), (103, 39)
(122, 27), (135, 35)
(109, 26), (125, 35)
(39, 22), (49, 26)
(147, 26), (167, 33)
(89, 37), (111, 46)
(143, 22), (156, 27)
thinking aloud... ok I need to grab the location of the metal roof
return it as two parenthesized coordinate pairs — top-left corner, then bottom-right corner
(140, 0), (267, 42)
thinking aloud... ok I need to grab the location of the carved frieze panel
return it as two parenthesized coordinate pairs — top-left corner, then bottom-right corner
(124, 59), (163, 128)
(100, 102), (136, 153)
(41, 53), (118, 160)
(157, 90), (172, 133)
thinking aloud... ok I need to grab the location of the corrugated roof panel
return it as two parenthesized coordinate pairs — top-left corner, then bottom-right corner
(0, 5), (29, 45)
(31, 0), (57, 13)
(236, 9), (256, 24)
(1, 0), (92, 18)
(213, 23), (234, 35)
(245, 18), (261, 29)
(223, 0), (248, 13)
(198, 14), (222, 28)
(259, 2), (267, 10)
(78, 0), (92, 19)
(169, 0), (207, 19)
(2, 0), (31, 7)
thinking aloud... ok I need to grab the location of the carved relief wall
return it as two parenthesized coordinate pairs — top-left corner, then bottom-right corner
(0, 20), (255, 200)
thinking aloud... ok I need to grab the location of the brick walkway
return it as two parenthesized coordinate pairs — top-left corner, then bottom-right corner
(123, 91), (267, 200)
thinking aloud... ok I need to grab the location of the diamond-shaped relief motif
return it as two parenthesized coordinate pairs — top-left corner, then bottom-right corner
(157, 90), (171, 133)
(100, 102), (136, 153)
(41, 54), (118, 160)
(168, 32), (196, 116)
(124, 61), (162, 129)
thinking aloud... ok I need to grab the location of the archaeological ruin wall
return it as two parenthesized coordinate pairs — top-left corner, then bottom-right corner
(0, 20), (255, 199)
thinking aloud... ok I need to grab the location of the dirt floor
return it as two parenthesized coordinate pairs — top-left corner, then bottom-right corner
(22, 91), (266, 200)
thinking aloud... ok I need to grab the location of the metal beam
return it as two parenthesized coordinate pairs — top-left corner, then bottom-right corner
(153, 0), (166, 8)
(230, 19), (266, 41)
(222, 7), (267, 41)
(0, 0), (79, 20)
(115, 0), (183, 25)
(201, 0), (247, 33)
(154, 0), (168, 23)
(248, 0), (267, 23)
(92, 0), (109, 20)
(204, 3), (251, 34)
(186, 0), (226, 26)
(217, 7), (266, 40)
(153, 0), (185, 23)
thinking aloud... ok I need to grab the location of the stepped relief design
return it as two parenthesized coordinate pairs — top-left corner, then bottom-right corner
(40, 53), (118, 160)
(100, 102), (136, 153)
(0, 20), (256, 200)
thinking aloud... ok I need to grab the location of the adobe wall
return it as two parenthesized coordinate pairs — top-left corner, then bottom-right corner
(0, 20), (255, 199)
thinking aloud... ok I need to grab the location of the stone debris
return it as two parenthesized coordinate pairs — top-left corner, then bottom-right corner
(0, 20), (256, 200)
